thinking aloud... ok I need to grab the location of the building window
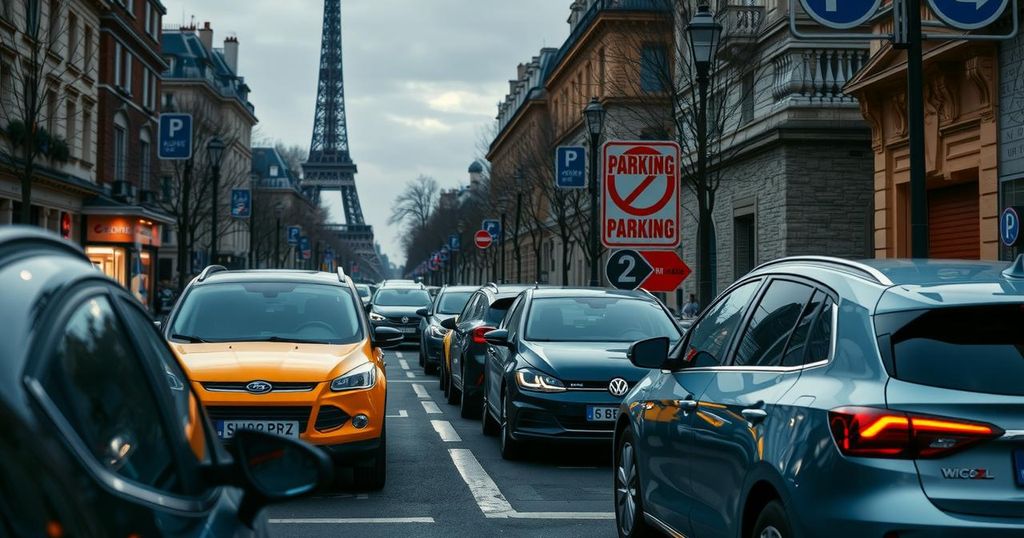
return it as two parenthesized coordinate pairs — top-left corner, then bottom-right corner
(140, 130), (151, 191)
(144, 2), (151, 34)
(81, 104), (92, 163)
(83, 26), (93, 75)
(114, 125), (127, 182)
(734, 213), (756, 278)
(640, 44), (668, 93)
(598, 48), (606, 97)
(48, 0), (59, 46)
(269, 165), (279, 177)
(67, 11), (78, 66)
(123, 51), (133, 93)
(161, 175), (172, 201)
(0, 60), (12, 115)
(1, 0), (9, 21)
(125, 0), (134, 16)
(46, 90), (57, 134)
(114, 42), (122, 86)
(151, 6), (160, 39)
(142, 68), (149, 108)
(65, 100), (76, 159)
(26, 0), (41, 35)
(741, 71), (755, 124)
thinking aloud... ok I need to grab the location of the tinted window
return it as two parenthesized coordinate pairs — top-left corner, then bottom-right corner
(484, 298), (515, 326)
(525, 297), (681, 343)
(503, 297), (526, 340)
(804, 296), (834, 364)
(460, 294), (483, 321)
(355, 285), (371, 298)
(779, 292), (827, 367)
(734, 280), (814, 368)
(438, 291), (473, 315)
(171, 282), (362, 344)
(684, 281), (760, 367)
(375, 288), (432, 307)
(42, 296), (183, 493)
(889, 305), (1024, 396)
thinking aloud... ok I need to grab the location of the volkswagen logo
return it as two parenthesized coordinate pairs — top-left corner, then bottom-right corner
(245, 380), (273, 394)
(402, 316), (410, 324)
(608, 378), (630, 397)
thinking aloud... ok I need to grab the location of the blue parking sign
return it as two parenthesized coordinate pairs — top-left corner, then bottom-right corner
(928, 0), (1009, 30)
(230, 189), (251, 219)
(482, 219), (501, 241)
(556, 146), (587, 189)
(159, 113), (193, 160)
(287, 226), (301, 246)
(1002, 207), (1022, 248)
(448, 233), (460, 251)
(799, 0), (881, 29)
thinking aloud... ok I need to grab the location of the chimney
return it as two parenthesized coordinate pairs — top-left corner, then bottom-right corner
(198, 21), (213, 51)
(517, 63), (527, 80)
(223, 36), (239, 74)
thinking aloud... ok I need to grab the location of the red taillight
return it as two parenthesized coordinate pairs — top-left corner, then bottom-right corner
(828, 406), (1002, 459)
(471, 326), (495, 345)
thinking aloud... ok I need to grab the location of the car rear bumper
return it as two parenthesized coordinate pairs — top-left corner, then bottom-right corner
(507, 388), (622, 442)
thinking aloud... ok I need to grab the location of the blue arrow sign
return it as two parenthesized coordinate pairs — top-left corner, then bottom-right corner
(928, 0), (1009, 30)
(800, 0), (881, 29)
(482, 219), (502, 241)
(158, 113), (193, 160)
(287, 226), (301, 246)
(1002, 207), (1022, 247)
(448, 233), (461, 251)
(556, 146), (587, 189)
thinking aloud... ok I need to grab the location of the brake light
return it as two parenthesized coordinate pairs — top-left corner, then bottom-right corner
(471, 326), (495, 345)
(828, 407), (1002, 459)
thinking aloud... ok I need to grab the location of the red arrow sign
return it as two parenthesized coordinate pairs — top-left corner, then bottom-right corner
(639, 251), (691, 292)
(475, 230), (493, 249)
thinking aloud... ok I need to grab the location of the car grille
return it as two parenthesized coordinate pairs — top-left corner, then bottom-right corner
(315, 405), (350, 432)
(201, 381), (318, 393)
(386, 317), (416, 325)
(206, 406), (312, 433)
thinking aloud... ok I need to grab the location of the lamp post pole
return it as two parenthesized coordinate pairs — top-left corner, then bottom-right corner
(584, 97), (606, 288)
(206, 137), (225, 265)
(500, 208), (507, 284)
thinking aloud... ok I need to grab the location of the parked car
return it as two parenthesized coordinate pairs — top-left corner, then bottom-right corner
(368, 282), (433, 343)
(355, 283), (373, 307)
(479, 288), (683, 459)
(163, 266), (403, 490)
(615, 256), (1024, 538)
(0, 227), (332, 536)
(442, 283), (533, 417)
(418, 285), (477, 374)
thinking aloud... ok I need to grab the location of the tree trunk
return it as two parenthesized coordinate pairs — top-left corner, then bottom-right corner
(696, 193), (714, 312)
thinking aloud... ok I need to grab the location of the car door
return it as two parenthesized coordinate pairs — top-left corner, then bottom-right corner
(486, 295), (525, 416)
(639, 279), (763, 534)
(452, 293), (485, 389)
(687, 278), (826, 538)
(26, 286), (240, 537)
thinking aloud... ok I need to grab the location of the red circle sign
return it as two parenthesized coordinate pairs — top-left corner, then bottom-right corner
(474, 230), (493, 249)
(607, 146), (676, 217)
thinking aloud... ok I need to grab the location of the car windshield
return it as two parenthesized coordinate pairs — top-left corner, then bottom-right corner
(438, 291), (473, 315)
(355, 285), (371, 298)
(525, 297), (681, 343)
(169, 282), (362, 345)
(375, 288), (432, 307)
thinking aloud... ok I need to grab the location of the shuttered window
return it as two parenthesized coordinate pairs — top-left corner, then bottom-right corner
(928, 182), (980, 260)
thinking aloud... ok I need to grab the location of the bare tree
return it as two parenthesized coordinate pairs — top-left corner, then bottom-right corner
(0, 1), (89, 223)
(389, 175), (439, 232)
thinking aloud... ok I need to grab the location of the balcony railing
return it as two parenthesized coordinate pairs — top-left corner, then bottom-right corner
(717, 2), (765, 56)
(771, 47), (869, 104)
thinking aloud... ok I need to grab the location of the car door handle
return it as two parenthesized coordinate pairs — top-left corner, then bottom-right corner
(674, 399), (698, 411)
(741, 408), (768, 425)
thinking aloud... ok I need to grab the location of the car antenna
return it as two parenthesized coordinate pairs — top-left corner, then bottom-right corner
(1004, 254), (1024, 280)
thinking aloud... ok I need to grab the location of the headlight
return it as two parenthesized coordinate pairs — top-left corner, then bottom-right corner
(428, 324), (449, 338)
(515, 368), (566, 393)
(369, 312), (386, 322)
(330, 363), (377, 392)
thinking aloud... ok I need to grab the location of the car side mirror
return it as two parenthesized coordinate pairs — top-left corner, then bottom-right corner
(372, 327), (404, 349)
(440, 317), (458, 331)
(416, 308), (430, 318)
(484, 328), (512, 348)
(628, 337), (671, 370)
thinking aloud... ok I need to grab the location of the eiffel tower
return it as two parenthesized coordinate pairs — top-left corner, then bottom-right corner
(303, 0), (383, 280)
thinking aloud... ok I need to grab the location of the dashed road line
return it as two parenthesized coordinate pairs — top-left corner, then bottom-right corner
(385, 410), (408, 418)
(399, 359), (410, 370)
(412, 383), (430, 398)
(406, 371), (415, 378)
(395, 352), (404, 359)
(269, 517), (435, 524)
(431, 420), (461, 442)
(422, 401), (442, 414)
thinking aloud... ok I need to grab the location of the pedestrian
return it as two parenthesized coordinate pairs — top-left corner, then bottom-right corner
(681, 293), (700, 318)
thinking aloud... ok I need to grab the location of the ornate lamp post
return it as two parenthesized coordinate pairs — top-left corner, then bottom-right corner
(584, 97), (606, 287)
(206, 137), (226, 264)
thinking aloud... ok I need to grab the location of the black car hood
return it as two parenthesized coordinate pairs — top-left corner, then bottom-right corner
(520, 341), (649, 383)
(373, 305), (423, 318)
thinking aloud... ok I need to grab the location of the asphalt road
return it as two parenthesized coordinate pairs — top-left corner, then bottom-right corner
(265, 348), (619, 538)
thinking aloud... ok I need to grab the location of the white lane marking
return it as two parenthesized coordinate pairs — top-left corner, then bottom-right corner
(269, 517), (434, 524)
(431, 420), (461, 441)
(356, 494), (368, 500)
(406, 371), (415, 378)
(412, 384), (429, 398)
(448, 448), (515, 516)
(422, 401), (442, 414)
(399, 359), (410, 370)
(385, 410), (408, 418)
(395, 352), (404, 359)
(447, 448), (615, 521)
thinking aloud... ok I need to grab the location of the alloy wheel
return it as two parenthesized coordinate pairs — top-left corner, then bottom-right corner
(615, 441), (639, 536)
(760, 527), (783, 538)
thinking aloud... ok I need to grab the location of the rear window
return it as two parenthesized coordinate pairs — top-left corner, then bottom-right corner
(375, 288), (431, 307)
(485, 298), (515, 325)
(438, 291), (473, 315)
(886, 305), (1024, 396)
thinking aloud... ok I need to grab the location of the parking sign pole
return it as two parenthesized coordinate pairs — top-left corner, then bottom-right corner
(905, 0), (929, 258)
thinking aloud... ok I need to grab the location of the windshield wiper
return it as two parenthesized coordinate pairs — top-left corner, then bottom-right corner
(170, 334), (207, 343)
(259, 336), (331, 345)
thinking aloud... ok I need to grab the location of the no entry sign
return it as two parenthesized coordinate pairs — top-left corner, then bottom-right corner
(474, 230), (493, 250)
(602, 141), (681, 249)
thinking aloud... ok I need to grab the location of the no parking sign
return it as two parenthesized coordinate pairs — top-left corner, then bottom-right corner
(602, 141), (681, 249)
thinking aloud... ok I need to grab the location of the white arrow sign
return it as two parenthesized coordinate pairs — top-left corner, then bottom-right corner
(826, 0), (837, 11)
(955, 0), (991, 7)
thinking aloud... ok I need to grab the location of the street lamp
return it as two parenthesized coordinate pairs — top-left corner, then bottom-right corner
(584, 97), (606, 287)
(498, 194), (508, 284)
(274, 202), (284, 269)
(207, 137), (226, 265)
(686, 3), (721, 310)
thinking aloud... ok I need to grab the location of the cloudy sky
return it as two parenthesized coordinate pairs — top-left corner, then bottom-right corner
(161, 0), (570, 266)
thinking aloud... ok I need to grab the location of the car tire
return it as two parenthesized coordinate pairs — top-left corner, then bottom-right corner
(352, 424), (387, 492)
(446, 370), (461, 405)
(751, 501), (791, 538)
(615, 429), (654, 538)
(439, 363), (448, 392)
(419, 344), (425, 367)
(424, 361), (438, 376)
(459, 365), (481, 420)
(499, 394), (523, 460)
(481, 384), (500, 436)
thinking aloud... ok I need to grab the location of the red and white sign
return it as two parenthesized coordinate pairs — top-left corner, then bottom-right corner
(474, 230), (493, 250)
(602, 141), (681, 249)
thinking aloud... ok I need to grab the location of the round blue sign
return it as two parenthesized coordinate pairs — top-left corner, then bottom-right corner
(1001, 207), (1021, 247)
(928, 0), (1009, 30)
(800, 0), (882, 29)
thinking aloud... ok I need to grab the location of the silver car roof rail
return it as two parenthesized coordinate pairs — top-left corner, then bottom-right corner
(197, 265), (228, 282)
(751, 256), (893, 286)
(337, 266), (349, 283)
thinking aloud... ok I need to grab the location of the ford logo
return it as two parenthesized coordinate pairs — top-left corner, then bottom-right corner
(246, 380), (273, 394)
(608, 378), (630, 397)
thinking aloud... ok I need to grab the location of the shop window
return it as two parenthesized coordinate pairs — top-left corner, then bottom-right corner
(86, 246), (127, 285)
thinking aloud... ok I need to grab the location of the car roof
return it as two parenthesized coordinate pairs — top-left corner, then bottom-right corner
(529, 287), (656, 301)
(440, 285), (480, 293)
(196, 269), (351, 288)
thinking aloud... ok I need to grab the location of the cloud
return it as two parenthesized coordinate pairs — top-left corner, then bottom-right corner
(386, 114), (454, 133)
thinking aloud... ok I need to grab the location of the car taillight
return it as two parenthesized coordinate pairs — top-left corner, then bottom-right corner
(828, 406), (1002, 459)
(471, 326), (495, 345)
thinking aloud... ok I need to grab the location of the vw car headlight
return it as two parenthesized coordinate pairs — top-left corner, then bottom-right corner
(331, 363), (377, 392)
(369, 312), (386, 322)
(428, 324), (449, 338)
(515, 368), (566, 393)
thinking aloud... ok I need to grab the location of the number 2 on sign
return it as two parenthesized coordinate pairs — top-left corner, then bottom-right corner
(620, 255), (637, 283)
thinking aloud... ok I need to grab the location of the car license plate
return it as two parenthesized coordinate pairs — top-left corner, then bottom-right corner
(400, 327), (417, 334)
(586, 406), (619, 422)
(215, 420), (300, 439)
(1014, 450), (1024, 487)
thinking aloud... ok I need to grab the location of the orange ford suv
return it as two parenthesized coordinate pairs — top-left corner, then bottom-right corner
(162, 266), (403, 490)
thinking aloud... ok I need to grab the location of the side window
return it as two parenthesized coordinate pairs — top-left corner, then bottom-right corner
(684, 280), (760, 367)
(41, 295), (184, 493)
(734, 280), (815, 368)
(503, 297), (526, 340)
(779, 291), (826, 367)
(804, 296), (835, 364)
(461, 295), (481, 321)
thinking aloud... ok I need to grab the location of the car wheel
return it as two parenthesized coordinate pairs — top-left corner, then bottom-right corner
(419, 344), (425, 367)
(615, 429), (654, 538)
(425, 361), (438, 376)
(751, 501), (791, 538)
(352, 423), (387, 491)
(439, 363), (447, 392)
(446, 367), (461, 405)
(459, 364), (481, 420)
(481, 383), (499, 436)
(499, 393), (523, 460)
